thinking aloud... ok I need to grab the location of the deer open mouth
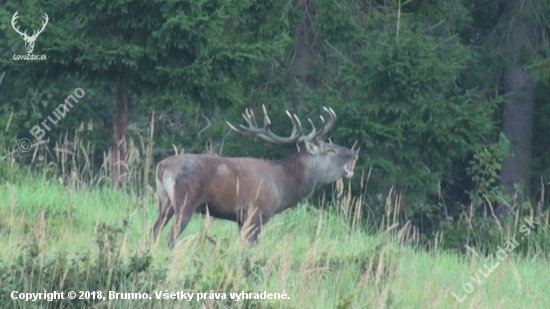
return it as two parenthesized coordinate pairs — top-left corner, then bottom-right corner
(344, 163), (354, 178)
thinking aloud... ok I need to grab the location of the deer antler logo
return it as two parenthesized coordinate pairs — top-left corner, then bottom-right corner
(11, 11), (49, 54)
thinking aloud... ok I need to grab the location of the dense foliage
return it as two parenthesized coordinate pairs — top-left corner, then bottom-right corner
(1, 0), (549, 250)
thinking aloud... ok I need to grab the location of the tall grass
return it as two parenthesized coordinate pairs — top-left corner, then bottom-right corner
(0, 122), (548, 309)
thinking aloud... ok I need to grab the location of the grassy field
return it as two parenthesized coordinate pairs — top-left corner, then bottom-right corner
(0, 166), (548, 309)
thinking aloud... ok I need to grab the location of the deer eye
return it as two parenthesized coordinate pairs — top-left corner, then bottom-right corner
(327, 149), (338, 155)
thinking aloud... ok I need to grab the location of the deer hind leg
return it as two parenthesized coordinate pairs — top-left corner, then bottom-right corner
(151, 184), (174, 245)
(167, 191), (197, 249)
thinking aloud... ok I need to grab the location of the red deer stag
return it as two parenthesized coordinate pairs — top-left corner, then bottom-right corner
(151, 105), (357, 248)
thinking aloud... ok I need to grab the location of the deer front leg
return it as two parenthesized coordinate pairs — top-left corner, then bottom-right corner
(237, 207), (271, 243)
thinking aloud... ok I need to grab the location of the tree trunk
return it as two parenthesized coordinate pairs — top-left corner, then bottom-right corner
(497, 1), (538, 219)
(111, 82), (128, 189)
(292, 0), (318, 110)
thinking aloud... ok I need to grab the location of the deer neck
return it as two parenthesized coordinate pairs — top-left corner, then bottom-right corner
(272, 152), (318, 211)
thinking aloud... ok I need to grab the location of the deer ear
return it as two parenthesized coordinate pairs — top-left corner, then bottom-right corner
(304, 139), (321, 155)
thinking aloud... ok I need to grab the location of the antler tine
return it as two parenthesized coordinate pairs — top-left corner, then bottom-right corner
(11, 11), (25, 36)
(226, 109), (259, 135)
(240, 108), (265, 134)
(40, 13), (48, 31)
(297, 106), (337, 142)
(308, 118), (317, 134)
(315, 106), (337, 137)
(238, 111), (253, 131)
(28, 13), (48, 39)
(285, 111), (299, 137)
(242, 108), (255, 128)
(262, 104), (272, 126)
(298, 117), (321, 142)
(292, 114), (304, 135)
(249, 108), (261, 128)
(225, 121), (240, 132)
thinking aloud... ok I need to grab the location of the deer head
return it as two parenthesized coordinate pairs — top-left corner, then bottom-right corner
(11, 11), (49, 54)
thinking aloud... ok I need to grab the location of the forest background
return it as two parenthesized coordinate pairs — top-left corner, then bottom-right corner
(0, 1), (550, 307)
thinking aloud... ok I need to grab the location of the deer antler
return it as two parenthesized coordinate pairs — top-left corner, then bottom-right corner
(301, 107), (337, 142)
(226, 105), (337, 144)
(31, 13), (49, 39)
(11, 11), (25, 37)
(11, 11), (48, 39)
